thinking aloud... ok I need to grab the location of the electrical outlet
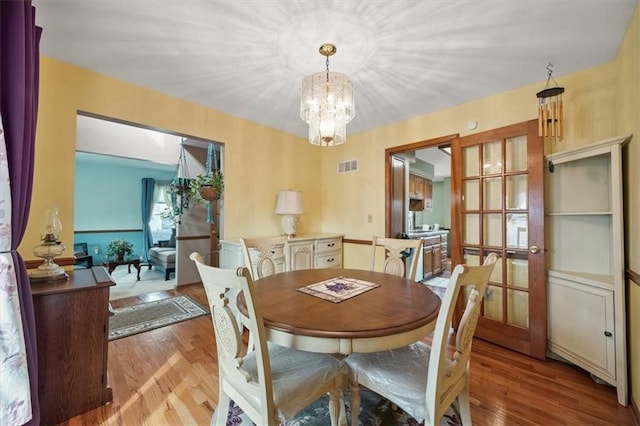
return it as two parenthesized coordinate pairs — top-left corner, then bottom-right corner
(367, 214), (373, 223)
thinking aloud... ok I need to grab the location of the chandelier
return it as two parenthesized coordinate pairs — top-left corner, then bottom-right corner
(536, 63), (564, 141)
(300, 43), (355, 146)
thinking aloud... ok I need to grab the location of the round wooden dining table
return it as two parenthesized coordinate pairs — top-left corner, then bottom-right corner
(237, 268), (441, 355)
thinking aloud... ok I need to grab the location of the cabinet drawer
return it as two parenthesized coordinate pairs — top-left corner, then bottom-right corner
(248, 246), (285, 276)
(315, 252), (342, 269)
(423, 236), (440, 247)
(315, 238), (342, 254)
(249, 245), (284, 259)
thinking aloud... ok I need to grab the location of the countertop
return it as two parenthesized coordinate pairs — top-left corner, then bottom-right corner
(407, 230), (449, 239)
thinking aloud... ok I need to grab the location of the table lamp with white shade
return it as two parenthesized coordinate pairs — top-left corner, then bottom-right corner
(275, 190), (305, 238)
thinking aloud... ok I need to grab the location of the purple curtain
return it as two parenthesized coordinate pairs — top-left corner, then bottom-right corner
(1, 2), (42, 424)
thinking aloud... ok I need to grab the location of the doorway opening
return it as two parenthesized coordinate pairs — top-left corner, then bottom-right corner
(385, 133), (458, 284)
(73, 112), (224, 300)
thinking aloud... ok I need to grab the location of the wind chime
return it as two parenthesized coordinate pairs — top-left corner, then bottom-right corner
(170, 143), (191, 221)
(536, 63), (564, 143)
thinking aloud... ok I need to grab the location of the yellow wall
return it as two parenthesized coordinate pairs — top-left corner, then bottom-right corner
(24, 57), (324, 255)
(27, 2), (638, 407)
(320, 3), (639, 405)
(319, 62), (619, 240)
(616, 3), (640, 409)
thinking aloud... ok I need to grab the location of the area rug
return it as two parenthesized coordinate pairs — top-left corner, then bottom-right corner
(109, 266), (176, 301)
(109, 295), (208, 340)
(218, 388), (461, 425)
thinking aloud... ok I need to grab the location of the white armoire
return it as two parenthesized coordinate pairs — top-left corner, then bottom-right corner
(545, 134), (631, 406)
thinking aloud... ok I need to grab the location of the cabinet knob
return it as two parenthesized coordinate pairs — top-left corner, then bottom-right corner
(529, 245), (541, 254)
(328, 243), (335, 247)
(604, 331), (612, 337)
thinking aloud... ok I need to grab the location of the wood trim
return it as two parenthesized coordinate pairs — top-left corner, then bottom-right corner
(74, 229), (142, 234)
(343, 238), (371, 245)
(176, 235), (209, 241)
(385, 133), (459, 156)
(385, 134), (459, 238)
(628, 268), (640, 287)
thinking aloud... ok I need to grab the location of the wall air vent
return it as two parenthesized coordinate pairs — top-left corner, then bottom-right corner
(337, 159), (358, 174)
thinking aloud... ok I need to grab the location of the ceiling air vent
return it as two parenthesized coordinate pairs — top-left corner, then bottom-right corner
(337, 159), (358, 174)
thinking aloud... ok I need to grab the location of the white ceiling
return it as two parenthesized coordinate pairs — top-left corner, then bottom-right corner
(33, 0), (637, 140)
(416, 147), (451, 181)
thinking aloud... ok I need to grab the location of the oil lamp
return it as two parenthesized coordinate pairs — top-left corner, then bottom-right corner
(29, 207), (68, 281)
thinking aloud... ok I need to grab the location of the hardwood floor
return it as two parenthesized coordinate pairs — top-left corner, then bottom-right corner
(60, 283), (634, 426)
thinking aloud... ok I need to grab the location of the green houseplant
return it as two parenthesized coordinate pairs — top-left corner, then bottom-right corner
(105, 238), (134, 261)
(189, 170), (224, 203)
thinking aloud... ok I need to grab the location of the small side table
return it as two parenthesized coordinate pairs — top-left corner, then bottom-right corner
(103, 256), (141, 280)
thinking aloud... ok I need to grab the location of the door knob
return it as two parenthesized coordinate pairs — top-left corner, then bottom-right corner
(529, 245), (541, 254)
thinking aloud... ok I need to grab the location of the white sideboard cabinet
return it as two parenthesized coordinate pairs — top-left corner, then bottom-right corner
(220, 234), (343, 275)
(545, 134), (630, 406)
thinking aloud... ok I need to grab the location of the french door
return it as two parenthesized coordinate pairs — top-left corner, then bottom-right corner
(451, 120), (546, 359)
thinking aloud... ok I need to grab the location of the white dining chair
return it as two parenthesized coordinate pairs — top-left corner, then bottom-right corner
(190, 252), (345, 426)
(239, 236), (288, 349)
(240, 236), (287, 279)
(347, 252), (499, 425)
(370, 236), (424, 280)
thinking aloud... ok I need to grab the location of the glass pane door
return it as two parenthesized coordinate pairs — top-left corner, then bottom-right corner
(453, 120), (546, 359)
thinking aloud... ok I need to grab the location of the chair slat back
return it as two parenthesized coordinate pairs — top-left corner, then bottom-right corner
(190, 252), (274, 420)
(370, 236), (423, 280)
(426, 252), (498, 418)
(240, 236), (286, 279)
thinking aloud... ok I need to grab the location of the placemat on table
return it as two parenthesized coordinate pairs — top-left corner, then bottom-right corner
(297, 276), (380, 303)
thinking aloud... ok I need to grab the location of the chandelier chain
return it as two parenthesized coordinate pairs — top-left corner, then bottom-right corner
(325, 55), (330, 82)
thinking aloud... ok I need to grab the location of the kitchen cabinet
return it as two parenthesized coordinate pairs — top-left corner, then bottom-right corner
(424, 179), (433, 210)
(31, 267), (114, 425)
(409, 173), (433, 211)
(545, 134), (630, 406)
(421, 232), (448, 278)
(422, 244), (435, 279)
(408, 174), (423, 199)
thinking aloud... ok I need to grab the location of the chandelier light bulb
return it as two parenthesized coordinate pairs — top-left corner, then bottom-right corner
(300, 43), (355, 146)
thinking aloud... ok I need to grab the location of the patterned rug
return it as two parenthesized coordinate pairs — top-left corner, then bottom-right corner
(109, 295), (208, 340)
(218, 388), (461, 425)
(109, 266), (176, 301)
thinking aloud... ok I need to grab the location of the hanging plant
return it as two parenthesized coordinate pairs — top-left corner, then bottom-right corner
(189, 170), (224, 204)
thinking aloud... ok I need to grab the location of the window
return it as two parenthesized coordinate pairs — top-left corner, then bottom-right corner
(149, 181), (175, 244)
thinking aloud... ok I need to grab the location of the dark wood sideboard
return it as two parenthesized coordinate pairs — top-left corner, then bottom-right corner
(31, 266), (115, 425)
